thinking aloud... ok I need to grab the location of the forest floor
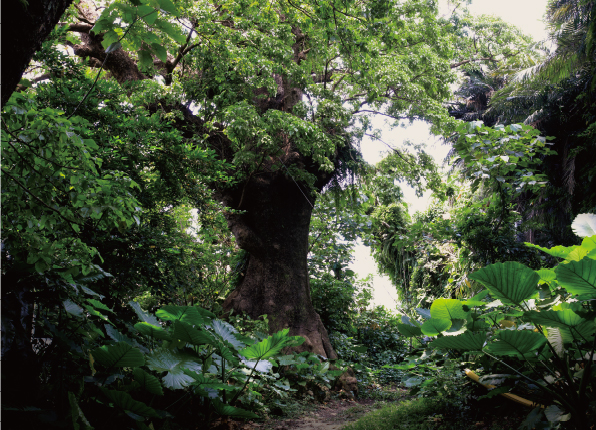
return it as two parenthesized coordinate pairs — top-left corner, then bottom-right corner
(212, 387), (410, 430)
(256, 398), (395, 430)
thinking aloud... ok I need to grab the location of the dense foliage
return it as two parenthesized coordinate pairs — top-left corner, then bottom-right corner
(2, 0), (596, 429)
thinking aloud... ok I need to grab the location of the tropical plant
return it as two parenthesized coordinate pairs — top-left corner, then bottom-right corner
(399, 213), (596, 429)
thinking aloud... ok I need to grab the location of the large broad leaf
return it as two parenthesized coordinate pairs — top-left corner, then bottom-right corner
(444, 319), (467, 336)
(101, 389), (159, 418)
(555, 257), (596, 296)
(134, 322), (172, 341)
(92, 342), (144, 368)
(421, 318), (452, 336)
(469, 262), (539, 306)
(183, 370), (239, 391)
(484, 330), (546, 358)
(212, 399), (259, 419)
(571, 214), (596, 237)
(213, 340), (239, 366)
(156, 305), (206, 327)
(430, 332), (486, 351)
(129, 301), (161, 327)
(211, 319), (246, 350)
(146, 349), (201, 390)
(172, 320), (215, 346)
(415, 308), (431, 320)
(240, 329), (295, 360)
(525, 243), (576, 260)
(105, 325), (134, 345)
(430, 299), (468, 320)
(132, 368), (163, 396)
(397, 323), (422, 338)
(526, 310), (594, 342)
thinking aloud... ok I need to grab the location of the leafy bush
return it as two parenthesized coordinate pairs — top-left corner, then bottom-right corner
(4, 290), (350, 429)
(401, 213), (596, 429)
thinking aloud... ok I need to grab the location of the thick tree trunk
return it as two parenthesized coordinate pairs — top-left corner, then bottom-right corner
(2, 0), (74, 108)
(220, 169), (336, 358)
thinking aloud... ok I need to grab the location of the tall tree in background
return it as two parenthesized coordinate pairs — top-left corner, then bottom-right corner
(34, 0), (456, 357)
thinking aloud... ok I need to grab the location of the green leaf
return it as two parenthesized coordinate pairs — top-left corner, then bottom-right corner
(86, 298), (113, 313)
(469, 262), (539, 306)
(172, 320), (215, 345)
(151, 43), (168, 62)
(525, 242), (574, 259)
(430, 331), (486, 351)
(430, 298), (468, 320)
(138, 49), (153, 70)
(133, 368), (163, 396)
(105, 325), (134, 345)
(105, 42), (122, 53)
(156, 305), (206, 326)
(146, 349), (201, 389)
(157, 0), (179, 16)
(397, 323), (422, 338)
(555, 257), (596, 296)
(484, 330), (546, 358)
(211, 319), (245, 350)
(211, 399), (259, 419)
(239, 329), (293, 360)
(571, 214), (596, 237)
(64, 299), (84, 317)
(68, 392), (93, 430)
(138, 5), (158, 24)
(91, 342), (145, 368)
(421, 318), (452, 336)
(129, 301), (161, 326)
(526, 310), (594, 342)
(101, 389), (159, 418)
(134, 322), (172, 341)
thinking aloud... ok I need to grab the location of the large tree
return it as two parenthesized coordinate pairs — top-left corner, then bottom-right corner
(14, 0), (457, 358)
(2, 0), (74, 108)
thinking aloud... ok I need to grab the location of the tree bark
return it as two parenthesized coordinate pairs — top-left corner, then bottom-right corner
(219, 166), (337, 358)
(2, 0), (74, 108)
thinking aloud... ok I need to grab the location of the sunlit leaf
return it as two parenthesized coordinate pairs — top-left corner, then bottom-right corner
(469, 262), (539, 306)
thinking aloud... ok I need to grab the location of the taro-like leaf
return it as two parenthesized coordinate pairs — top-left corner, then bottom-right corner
(183, 370), (238, 391)
(64, 299), (84, 317)
(466, 319), (490, 332)
(214, 340), (239, 365)
(469, 262), (539, 306)
(101, 389), (159, 417)
(525, 243), (576, 260)
(211, 399), (259, 419)
(240, 329), (293, 360)
(430, 331), (486, 351)
(445, 319), (467, 335)
(133, 368), (163, 396)
(129, 301), (161, 327)
(105, 325), (134, 345)
(571, 213), (596, 238)
(276, 355), (299, 366)
(156, 305), (206, 326)
(396, 323), (422, 338)
(415, 308), (431, 320)
(92, 342), (144, 368)
(421, 318), (451, 336)
(484, 330), (546, 358)
(536, 269), (556, 283)
(172, 320), (215, 346)
(430, 299), (468, 320)
(146, 349), (201, 390)
(211, 319), (246, 350)
(134, 322), (171, 341)
(555, 257), (596, 296)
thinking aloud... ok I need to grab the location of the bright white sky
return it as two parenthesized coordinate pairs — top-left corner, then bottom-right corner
(352, 0), (549, 310)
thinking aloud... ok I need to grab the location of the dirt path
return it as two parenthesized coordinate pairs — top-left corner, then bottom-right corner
(258, 399), (377, 430)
